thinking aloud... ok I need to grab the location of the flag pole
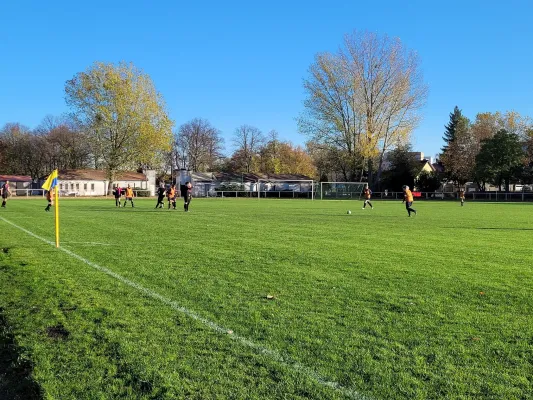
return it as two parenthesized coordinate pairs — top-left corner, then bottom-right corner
(54, 186), (59, 248)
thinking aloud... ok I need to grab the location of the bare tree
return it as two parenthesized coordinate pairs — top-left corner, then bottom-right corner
(299, 31), (428, 186)
(35, 115), (92, 171)
(174, 118), (224, 172)
(0, 123), (50, 179)
(232, 125), (264, 173)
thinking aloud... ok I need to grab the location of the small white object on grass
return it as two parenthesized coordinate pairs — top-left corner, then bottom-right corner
(347, 210), (351, 215)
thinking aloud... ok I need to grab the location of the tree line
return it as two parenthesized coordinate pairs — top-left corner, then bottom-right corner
(1, 31), (530, 192)
(1, 31), (426, 191)
(440, 108), (533, 191)
(0, 115), (316, 183)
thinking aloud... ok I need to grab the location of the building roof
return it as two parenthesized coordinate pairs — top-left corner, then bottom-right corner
(191, 172), (217, 182)
(57, 169), (147, 181)
(214, 172), (314, 182)
(420, 160), (436, 172)
(0, 174), (33, 182)
(431, 163), (444, 173)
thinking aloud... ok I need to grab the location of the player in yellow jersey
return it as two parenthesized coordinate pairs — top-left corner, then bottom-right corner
(402, 185), (417, 217)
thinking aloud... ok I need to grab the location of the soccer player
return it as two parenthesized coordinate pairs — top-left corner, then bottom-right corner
(1, 180), (11, 208)
(123, 184), (135, 207)
(113, 184), (122, 207)
(45, 189), (53, 212)
(167, 184), (176, 209)
(182, 181), (192, 212)
(362, 184), (374, 209)
(459, 189), (465, 206)
(155, 184), (165, 209)
(402, 185), (417, 217)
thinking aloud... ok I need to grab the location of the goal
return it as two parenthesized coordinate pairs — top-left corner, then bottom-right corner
(318, 182), (366, 200)
(257, 179), (315, 200)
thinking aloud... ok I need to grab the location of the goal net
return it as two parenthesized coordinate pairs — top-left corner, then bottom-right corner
(318, 182), (366, 200)
(257, 179), (315, 200)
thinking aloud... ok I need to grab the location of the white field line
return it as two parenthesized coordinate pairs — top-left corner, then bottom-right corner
(62, 241), (113, 246)
(0, 216), (371, 400)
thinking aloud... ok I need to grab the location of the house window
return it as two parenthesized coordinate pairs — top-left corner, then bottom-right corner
(91, 183), (95, 191)
(76, 183), (79, 190)
(60, 183), (63, 190)
(71, 184), (74, 190)
(84, 183), (87, 190)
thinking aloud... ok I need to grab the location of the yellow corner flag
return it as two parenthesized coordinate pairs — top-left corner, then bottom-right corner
(42, 170), (60, 248)
(42, 169), (58, 191)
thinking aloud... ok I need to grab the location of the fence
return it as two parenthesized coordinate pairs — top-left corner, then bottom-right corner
(10, 189), (152, 197)
(201, 189), (533, 202)
(7, 188), (533, 202)
(320, 191), (533, 202)
(210, 190), (314, 199)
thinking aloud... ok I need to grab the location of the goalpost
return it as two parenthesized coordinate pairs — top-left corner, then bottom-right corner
(257, 179), (315, 200)
(318, 182), (366, 200)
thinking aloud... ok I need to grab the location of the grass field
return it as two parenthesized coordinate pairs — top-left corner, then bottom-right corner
(0, 198), (532, 399)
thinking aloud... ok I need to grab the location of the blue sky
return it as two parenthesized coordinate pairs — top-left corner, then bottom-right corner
(1, 0), (532, 159)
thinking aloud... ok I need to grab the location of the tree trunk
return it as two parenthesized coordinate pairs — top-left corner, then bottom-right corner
(367, 158), (373, 187)
(106, 168), (116, 196)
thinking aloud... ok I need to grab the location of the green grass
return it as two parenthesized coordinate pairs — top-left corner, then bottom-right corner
(0, 198), (532, 399)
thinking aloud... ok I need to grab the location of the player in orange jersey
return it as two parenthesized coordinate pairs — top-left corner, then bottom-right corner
(402, 185), (417, 217)
(459, 189), (465, 206)
(167, 184), (176, 209)
(123, 184), (135, 207)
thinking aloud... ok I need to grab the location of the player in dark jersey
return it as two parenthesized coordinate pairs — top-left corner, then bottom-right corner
(362, 184), (374, 209)
(45, 189), (53, 211)
(155, 184), (166, 209)
(182, 181), (192, 212)
(113, 184), (122, 207)
(1, 180), (11, 208)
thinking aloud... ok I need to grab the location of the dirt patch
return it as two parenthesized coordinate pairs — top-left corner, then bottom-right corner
(45, 324), (70, 340)
(0, 309), (43, 399)
(59, 303), (77, 313)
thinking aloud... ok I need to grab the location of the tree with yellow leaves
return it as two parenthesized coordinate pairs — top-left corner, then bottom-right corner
(299, 31), (428, 186)
(65, 62), (174, 193)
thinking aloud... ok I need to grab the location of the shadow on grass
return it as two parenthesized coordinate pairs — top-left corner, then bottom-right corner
(0, 309), (42, 400)
(443, 226), (533, 231)
(476, 227), (533, 231)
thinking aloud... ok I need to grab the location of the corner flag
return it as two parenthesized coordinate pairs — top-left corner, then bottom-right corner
(42, 169), (58, 191)
(42, 169), (60, 248)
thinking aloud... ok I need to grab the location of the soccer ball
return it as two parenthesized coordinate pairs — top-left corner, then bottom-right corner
(347, 210), (351, 215)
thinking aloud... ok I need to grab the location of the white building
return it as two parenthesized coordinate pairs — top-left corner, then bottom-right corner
(54, 169), (156, 196)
